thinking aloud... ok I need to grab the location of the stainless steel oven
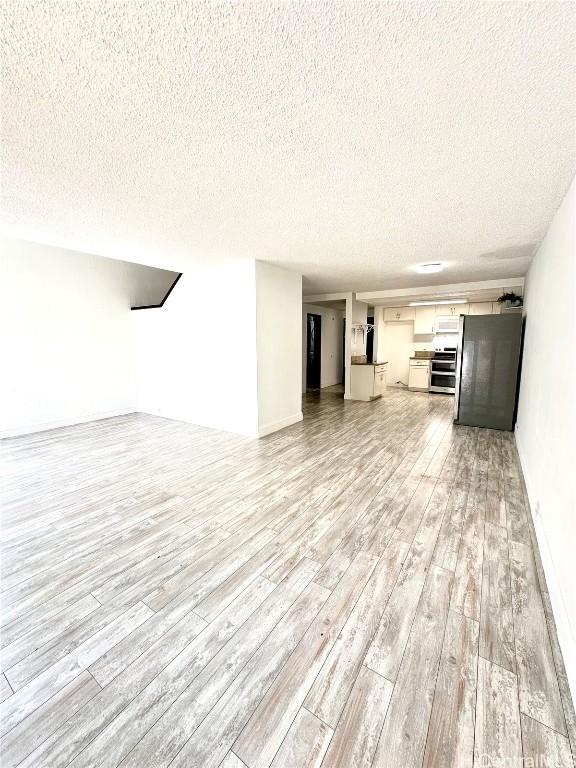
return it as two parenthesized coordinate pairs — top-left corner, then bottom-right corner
(430, 347), (457, 394)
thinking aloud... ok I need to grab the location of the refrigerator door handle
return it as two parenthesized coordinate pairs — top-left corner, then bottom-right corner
(453, 315), (465, 423)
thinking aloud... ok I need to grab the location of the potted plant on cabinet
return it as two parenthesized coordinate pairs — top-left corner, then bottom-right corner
(497, 291), (523, 309)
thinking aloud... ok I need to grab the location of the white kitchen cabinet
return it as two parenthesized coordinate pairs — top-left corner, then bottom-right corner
(435, 304), (469, 317)
(384, 306), (415, 322)
(468, 302), (494, 315)
(413, 306), (436, 334)
(374, 364), (387, 396)
(350, 363), (388, 401)
(491, 302), (501, 314)
(408, 359), (430, 391)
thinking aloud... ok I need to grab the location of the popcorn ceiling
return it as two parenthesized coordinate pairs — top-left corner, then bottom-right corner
(1, 1), (574, 292)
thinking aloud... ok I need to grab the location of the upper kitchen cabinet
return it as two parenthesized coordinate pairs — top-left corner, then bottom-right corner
(468, 302), (500, 315)
(435, 303), (469, 316)
(413, 305), (436, 334)
(384, 306), (416, 322)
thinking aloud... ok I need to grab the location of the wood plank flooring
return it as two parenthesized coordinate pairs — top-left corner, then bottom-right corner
(1, 387), (574, 768)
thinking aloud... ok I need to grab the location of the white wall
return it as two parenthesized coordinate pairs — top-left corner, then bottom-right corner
(134, 259), (303, 437)
(1, 242), (302, 440)
(256, 262), (303, 436)
(0, 239), (137, 437)
(133, 261), (259, 436)
(515, 176), (576, 700)
(301, 303), (344, 393)
(380, 322), (414, 387)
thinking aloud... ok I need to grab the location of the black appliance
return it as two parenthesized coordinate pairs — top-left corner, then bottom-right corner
(429, 347), (457, 394)
(454, 313), (523, 431)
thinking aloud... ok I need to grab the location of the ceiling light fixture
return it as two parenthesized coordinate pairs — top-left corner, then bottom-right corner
(415, 262), (443, 274)
(409, 299), (467, 306)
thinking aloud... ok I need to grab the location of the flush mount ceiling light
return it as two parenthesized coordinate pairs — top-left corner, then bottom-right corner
(409, 299), (467, 306)
(414, 262), (444, 274)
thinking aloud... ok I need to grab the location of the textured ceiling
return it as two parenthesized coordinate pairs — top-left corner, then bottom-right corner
(1, 1), (575, 293)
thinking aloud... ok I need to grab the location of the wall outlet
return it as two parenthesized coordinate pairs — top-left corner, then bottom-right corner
(534, 501), (541, 520)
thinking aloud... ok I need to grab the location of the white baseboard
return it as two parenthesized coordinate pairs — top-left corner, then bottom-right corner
(515, 428), (576, 705)
(140, 409), (303, 438)
(139, 408), (303, 438)
(258, 411), (303, 438)
(0, 408), (136, 439)
(2, 407), (304, 442)
(137, 407), (258, 437)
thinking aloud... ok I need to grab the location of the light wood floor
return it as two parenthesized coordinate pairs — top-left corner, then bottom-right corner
(1, 388), (574, 768)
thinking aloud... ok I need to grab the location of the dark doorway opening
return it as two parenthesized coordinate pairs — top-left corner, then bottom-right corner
(366, 315), (374, 363)
(342, 320), (346, 385)
(306, 313), (322, 390)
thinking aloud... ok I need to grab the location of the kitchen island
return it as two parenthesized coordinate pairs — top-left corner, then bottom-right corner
(350, 362), (388, 401)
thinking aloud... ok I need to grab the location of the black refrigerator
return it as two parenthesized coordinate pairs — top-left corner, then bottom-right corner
(454, 313), (524, 431)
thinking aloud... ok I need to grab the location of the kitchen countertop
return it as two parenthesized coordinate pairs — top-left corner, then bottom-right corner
(351, 361), (388, 366)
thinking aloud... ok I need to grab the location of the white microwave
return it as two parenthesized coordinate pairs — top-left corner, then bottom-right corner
(434, 315), (460, 334)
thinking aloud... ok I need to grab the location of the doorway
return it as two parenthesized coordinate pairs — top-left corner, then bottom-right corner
(306, 313), (322, 390)
(341, 320), (345, 385)
(366, 315), (374, 363)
